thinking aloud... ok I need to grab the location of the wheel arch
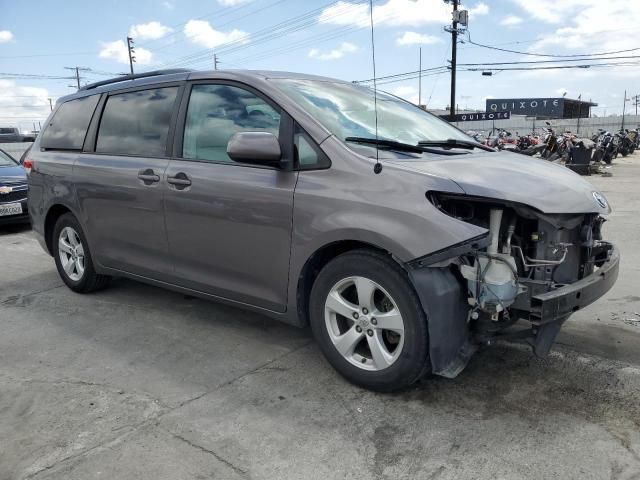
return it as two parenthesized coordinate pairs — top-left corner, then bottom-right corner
(295, 239), (400, 327)
(43, 203), (75, 255)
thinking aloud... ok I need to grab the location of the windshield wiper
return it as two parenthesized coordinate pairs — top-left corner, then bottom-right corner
(344, 137), (425, 154)
(418, 138), (495, 152)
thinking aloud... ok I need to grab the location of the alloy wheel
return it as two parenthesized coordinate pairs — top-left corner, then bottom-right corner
(324, 276), (405, 371)
(58, 226), (85, 282)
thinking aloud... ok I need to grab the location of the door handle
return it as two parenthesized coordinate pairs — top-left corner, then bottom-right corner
(138, 169), (160, 185)
(167, 172), (192, 189)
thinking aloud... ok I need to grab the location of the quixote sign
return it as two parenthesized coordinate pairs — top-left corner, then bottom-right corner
(486, 98), (564, 117)
(448, 111), (511, 122)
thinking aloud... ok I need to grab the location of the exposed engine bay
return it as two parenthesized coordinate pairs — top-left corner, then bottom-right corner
(421, 192), (618, 365)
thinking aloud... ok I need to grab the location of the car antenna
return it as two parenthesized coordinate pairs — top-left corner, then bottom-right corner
(368, 0), (382, 174)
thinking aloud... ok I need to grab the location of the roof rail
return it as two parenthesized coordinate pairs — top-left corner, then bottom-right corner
(79, 69), (193, 91)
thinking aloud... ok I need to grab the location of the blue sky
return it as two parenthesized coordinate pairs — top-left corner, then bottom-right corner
(1, 0), (638, 131)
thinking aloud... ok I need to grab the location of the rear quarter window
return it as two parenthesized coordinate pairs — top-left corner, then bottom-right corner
(96, 87), (178, 157)
(40, 95), (100, 150)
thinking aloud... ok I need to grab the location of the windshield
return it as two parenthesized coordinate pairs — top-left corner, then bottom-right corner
(0, 150), (17, 167)
(273, 78), (471, 148)
(0, 128), (16, 135)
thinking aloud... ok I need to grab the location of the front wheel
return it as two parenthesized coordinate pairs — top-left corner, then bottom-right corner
(53, 213), (111, 293)
(309, 250), (430, 392)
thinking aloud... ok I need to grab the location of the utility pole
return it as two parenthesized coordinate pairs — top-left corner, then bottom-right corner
(632, 94), (640, 116)
(64, 66), (90, 90)
(444, 0), (467, 119)
(214, 53), (219, 70)
(127, 36), (136, 75)
(576, 93), (582, 135)
(448, 0), (458, 119)
(48, 98), (53, 112)
(622, 89), (627, 130)
(418, 47), (422, 108)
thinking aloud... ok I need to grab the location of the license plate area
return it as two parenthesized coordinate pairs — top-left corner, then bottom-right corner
(0, 202), (23, 216)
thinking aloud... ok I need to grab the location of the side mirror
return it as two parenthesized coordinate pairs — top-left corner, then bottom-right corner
(227, 131), (282, 166)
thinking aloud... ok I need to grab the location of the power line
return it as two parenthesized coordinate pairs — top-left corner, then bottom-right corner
(356, 66), (450, 84)
(457, 55), (640, 67)
(0, 51), (96, 59)
(135, 0), (272, 49)
(0, 72), (76, 80)
(464, 32), (640, 58)
(152, 0), (356, 69)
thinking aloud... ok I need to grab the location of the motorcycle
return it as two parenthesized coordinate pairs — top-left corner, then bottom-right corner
(617, 129), (636, 156)
(592, 129), (617, 165)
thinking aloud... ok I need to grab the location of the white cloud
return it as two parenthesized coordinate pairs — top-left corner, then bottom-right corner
(555, 87), (568, 96)
(162, 1), (174, 9)
(499, 15), (523, 26)
(396, 31), (442, 46)
(184, 20), (248, 49)
(0, 30), (13, 43)
(318, 0), (450, 28)
(512, 0), (584, 24)
(99, 40), (153, 65)
(469, 2), (489, 16)
(525, 0), (640, 55)
(0, 80), (52, 131)
(218, 0), (252, 5)
(308, 42), (358, 60)
(129, 21), (172, 40)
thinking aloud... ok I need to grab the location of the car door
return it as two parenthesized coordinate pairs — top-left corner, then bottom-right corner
(74, 84), (182, 278)
(163, 82), (297, 312)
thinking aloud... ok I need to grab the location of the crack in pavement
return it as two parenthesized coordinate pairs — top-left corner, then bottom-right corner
(23, 340), (313, 479)
(166, 430), (251, 478)
(22, 417), (161, 480)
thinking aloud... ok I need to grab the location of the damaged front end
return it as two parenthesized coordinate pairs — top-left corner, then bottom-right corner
(409, 192), (619, 378)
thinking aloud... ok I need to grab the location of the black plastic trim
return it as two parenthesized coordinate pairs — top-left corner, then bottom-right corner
(530, 243), (619, 323)
(407, 233), (490, 268)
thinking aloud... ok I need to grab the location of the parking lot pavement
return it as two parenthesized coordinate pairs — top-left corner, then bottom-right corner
(2, 159), (640, 480)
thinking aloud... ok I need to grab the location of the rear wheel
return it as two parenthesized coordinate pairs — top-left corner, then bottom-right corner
(309, 250), (430, 392)
(53, 213), (111, 293)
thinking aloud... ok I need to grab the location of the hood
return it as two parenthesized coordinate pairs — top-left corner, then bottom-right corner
(0, 164), (27, 185)
(388, 151), (610, 215)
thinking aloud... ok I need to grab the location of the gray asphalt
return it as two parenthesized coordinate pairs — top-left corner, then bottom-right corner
(1, 156), (640, 480)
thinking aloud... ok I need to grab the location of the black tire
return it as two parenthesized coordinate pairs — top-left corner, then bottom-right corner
(309, 249), (430, 392)
(53, 213), (111, 293)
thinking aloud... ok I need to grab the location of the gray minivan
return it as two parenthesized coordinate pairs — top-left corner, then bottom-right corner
(27, 69), (619, 391)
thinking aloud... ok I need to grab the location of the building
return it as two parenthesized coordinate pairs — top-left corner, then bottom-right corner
(485, 97), (597, 119)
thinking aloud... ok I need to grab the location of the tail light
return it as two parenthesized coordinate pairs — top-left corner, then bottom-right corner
(23, 159), (33, 174)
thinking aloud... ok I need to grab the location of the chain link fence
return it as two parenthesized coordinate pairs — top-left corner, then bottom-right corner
(454, 115), (640, 139)
(0, 142), (33, 159)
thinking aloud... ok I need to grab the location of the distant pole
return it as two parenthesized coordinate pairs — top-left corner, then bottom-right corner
(418, 47), (422, 107)
(622, 89), (627, 130)
(48, 98), (53, 112)
(38, 121), (42, 130)
(576, 94), (582, 135)
(127, 36), (136, 75)
(214, 53), (219, 70)
(448, 0), (459, 119)
(64, 66), (90, 90)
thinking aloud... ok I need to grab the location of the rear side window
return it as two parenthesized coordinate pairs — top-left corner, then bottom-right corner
(41, 95), (100, 150)
(96, 87), (178, 157)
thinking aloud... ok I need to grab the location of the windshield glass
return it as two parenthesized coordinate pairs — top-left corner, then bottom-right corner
(0, 150), (17, 167)
(273, 78), (471, 147)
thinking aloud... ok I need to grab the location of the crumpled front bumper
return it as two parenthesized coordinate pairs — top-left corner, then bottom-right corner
(529, 243), (620, 324)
